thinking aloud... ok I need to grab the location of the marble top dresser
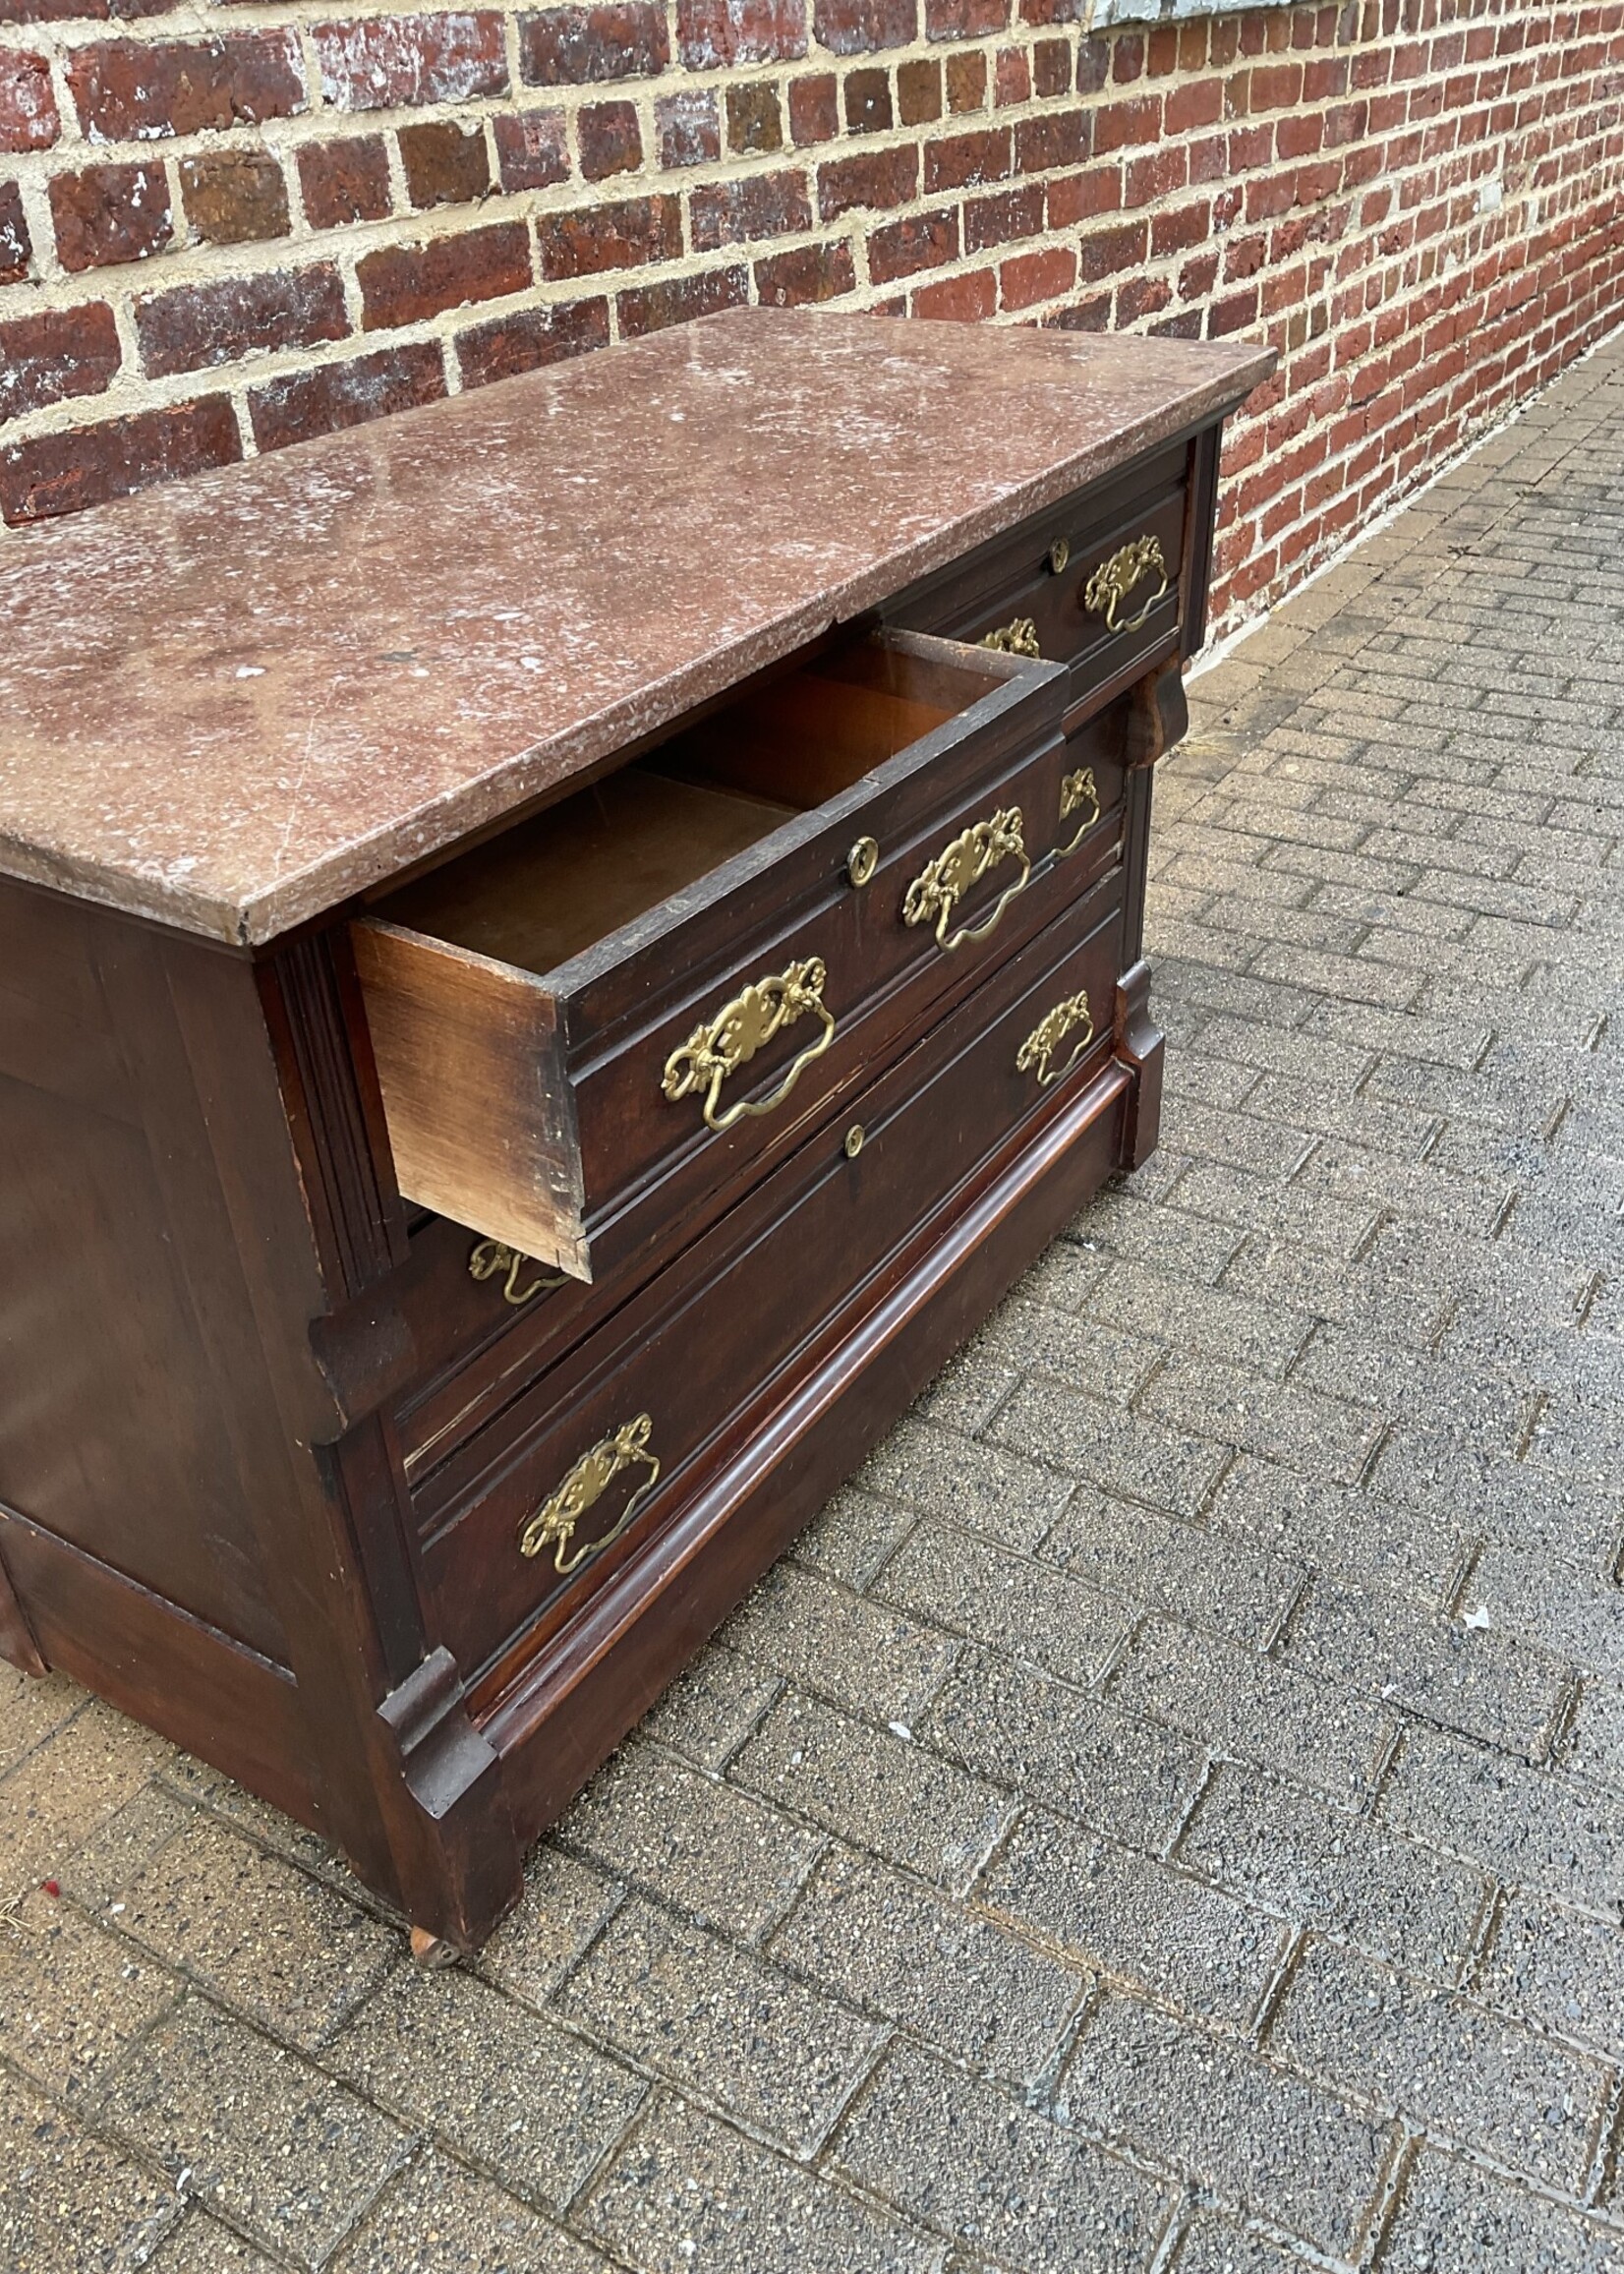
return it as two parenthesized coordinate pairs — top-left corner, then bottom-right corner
(0, 310), (1268, 1950)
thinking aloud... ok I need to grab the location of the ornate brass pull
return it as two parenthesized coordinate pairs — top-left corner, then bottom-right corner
(902, 807), (1030, 953)
(1083, 536), (1169, 635)
(662, 957), (836, 1133)
(979, 616), (1041, 658)
(518, 1414), (661, 1572)
(468, 1239), (563, 1307)
(1017, 988), (1095, 1087)
(1055, 766), (1101, 857)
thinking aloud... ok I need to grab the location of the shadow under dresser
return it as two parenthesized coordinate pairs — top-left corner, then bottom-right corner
(0, 309), (1270, 1950)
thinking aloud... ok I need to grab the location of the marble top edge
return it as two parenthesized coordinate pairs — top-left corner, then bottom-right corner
(0, 313), (1273, 946)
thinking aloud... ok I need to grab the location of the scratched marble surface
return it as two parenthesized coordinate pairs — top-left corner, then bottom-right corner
(0, 311), (1268, 945)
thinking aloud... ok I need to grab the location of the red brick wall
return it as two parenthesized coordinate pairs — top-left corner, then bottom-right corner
(2, 0), (1621, 633)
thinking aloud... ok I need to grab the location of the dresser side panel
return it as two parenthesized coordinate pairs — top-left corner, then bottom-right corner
(0, 875), (291, 1663)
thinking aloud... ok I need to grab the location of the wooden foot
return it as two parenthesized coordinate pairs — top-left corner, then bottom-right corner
(409, 1925), (460, 1969)
(1125, 656), (1189, 771)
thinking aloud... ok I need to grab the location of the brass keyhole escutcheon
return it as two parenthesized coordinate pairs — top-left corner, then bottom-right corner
(847, 836), (879, 888)
(1048, 537), (1071, 575)
(843, 1123), (865, 1159)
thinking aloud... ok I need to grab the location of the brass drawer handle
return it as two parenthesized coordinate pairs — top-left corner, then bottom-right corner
(1056, 766), (1101, 857)
(663, 956), (836, 1133)
(902, 807), (1030, 953)
(1017, 988), (1095, 1086)
(468, 1238), (563, 1306)
(1083, 535), (1169, 634)
(519, 1414), (661, 1572)
(979, 616), (1041, 658)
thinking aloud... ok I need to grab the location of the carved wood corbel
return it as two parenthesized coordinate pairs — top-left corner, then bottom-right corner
(1124, 656), (1190, 770)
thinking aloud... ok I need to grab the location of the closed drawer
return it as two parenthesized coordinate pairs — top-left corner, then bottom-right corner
(354, 625), (1127, 1289)
(888, 441), (1189, 705)
(413, 865), (1126, 1689)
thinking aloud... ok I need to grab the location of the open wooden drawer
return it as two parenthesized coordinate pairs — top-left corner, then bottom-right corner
(351, 625), (1109, 1284)
(357, 632), (1100, 1291)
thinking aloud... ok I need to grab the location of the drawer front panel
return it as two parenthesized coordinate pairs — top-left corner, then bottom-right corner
(887, 442), (1189, 700)
(414, 868), (1127, 1681)
(381, 691), (1135, 1435)
(563, 695), (1135, 1272)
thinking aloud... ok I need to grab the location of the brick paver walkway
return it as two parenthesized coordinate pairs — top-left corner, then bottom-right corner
(6, 331), (1624, 2274)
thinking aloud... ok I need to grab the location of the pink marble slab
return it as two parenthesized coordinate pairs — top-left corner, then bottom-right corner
(0, 310), (1270, 944)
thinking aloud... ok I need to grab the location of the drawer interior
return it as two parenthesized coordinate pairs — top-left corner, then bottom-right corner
(375, 634), (997, 978)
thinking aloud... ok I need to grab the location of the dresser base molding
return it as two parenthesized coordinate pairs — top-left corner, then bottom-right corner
(1114, 958), (1165, 1173)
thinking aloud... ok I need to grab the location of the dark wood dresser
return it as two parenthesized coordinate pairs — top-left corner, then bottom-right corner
(0, 311), (1268, 1952)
